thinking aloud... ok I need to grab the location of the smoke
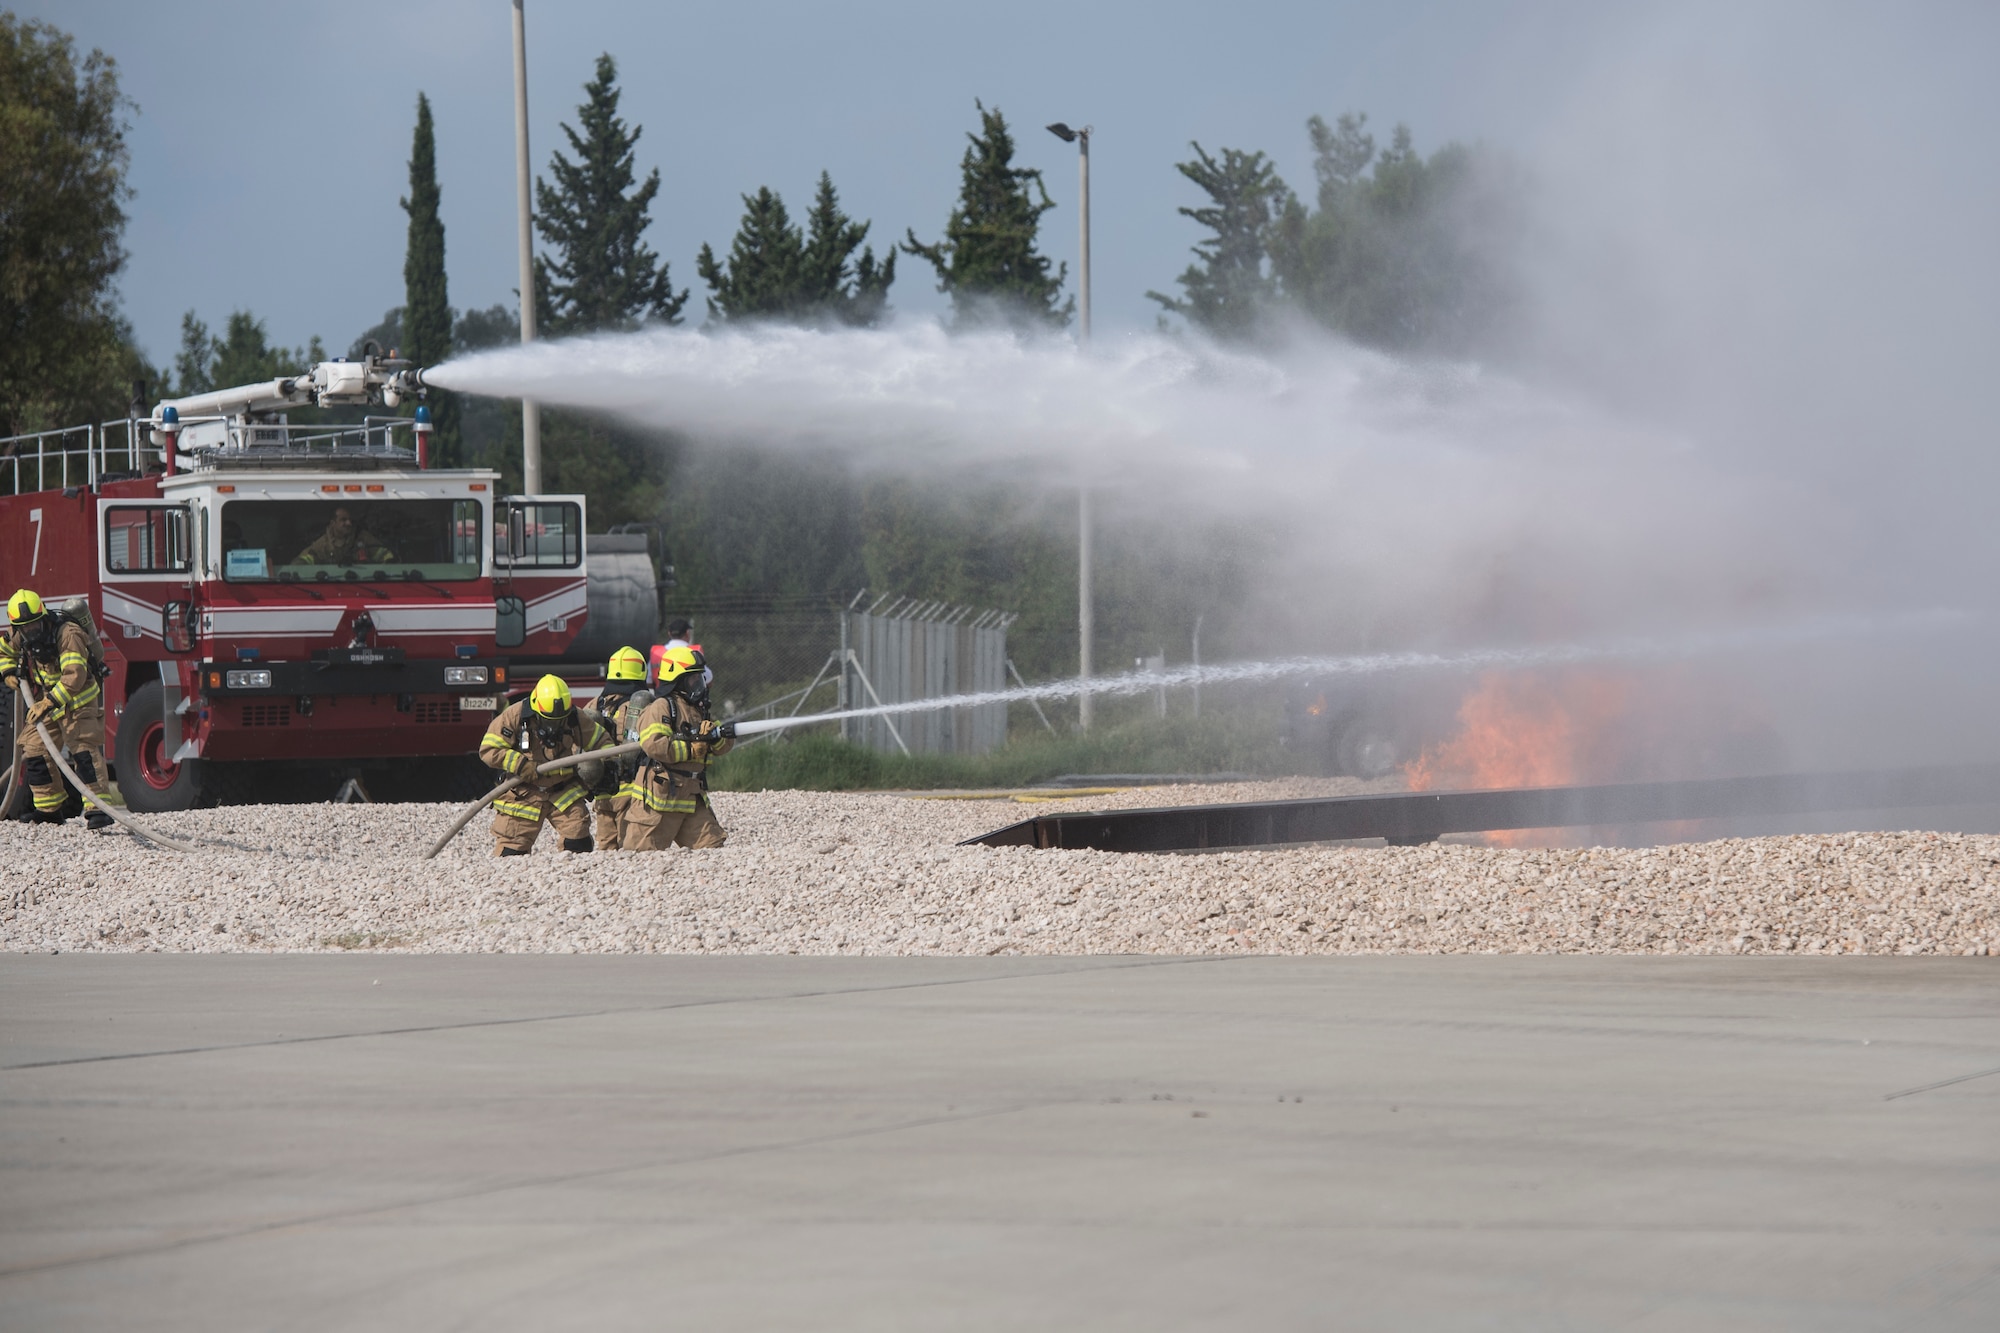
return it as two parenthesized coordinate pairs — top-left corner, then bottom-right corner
(430, 2), (2000, 781)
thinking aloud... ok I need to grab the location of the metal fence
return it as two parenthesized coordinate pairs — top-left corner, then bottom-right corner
(839, 595), (1014, 756)
(665, 596), (846, 721)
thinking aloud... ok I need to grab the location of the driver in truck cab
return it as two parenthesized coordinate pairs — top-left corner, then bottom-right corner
(1, 590), (112, 830)
(294, 505), (395, 566)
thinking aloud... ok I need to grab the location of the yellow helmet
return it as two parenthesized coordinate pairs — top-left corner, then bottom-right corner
(655, 645), (701, 685)
(529, 674), (573, 719)
(606, 646), (647, 682)
(7, 590), (45, 626)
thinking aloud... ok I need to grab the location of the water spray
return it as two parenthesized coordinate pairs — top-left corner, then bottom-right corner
(726, 609), (1969, 741)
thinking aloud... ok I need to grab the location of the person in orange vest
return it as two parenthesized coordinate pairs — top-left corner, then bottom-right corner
(647, 618), (713, 690)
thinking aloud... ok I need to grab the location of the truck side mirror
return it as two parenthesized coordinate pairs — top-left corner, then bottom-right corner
(162, 601), (195, 654)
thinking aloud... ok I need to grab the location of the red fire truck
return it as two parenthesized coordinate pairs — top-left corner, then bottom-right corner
(0, 353), (654, 812)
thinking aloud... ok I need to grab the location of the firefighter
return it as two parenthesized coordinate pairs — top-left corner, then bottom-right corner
(0, 590), (112, 829)
(582, 646), (651, 850)
(478, 674), (609, 856)
(618, 645), (735, 851)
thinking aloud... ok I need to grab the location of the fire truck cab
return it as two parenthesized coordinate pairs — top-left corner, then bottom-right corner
(0, 354), (606, 811)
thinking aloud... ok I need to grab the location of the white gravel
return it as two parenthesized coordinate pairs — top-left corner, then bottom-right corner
(4, 781), (1998, 956)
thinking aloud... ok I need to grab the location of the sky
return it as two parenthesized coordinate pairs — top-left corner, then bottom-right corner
(26, 0), (1645, 365)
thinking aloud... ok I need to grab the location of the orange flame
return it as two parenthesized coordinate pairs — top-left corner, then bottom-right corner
(1405, 670), (1642, 847)
(1405, 670), (1634, 794)
(1404, 666), (1777, 848)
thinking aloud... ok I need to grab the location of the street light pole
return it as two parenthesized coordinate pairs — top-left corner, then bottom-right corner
(1050, 122), (1093, 728)
(1077, 126), (1091, 341)
(511, 0), (541, 495)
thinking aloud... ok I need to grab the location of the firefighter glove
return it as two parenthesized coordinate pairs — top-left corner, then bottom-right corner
(26, 697), (56, 726)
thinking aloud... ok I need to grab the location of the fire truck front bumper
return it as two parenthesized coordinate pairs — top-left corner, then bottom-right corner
(188, 658), (511, 763)
(194, 657), (510, 700)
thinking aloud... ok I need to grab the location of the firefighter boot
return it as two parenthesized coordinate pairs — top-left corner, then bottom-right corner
(85, 810), (113, 831)
(561, 836), (594, 854)
(499, 847), (530, 857)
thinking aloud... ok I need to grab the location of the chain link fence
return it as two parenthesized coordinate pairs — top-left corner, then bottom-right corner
(664, 594), (846, 722)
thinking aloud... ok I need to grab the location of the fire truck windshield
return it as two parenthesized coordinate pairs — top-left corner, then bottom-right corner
(221, 498), (482, 582)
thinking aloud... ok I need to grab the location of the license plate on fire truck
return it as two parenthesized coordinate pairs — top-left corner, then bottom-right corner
(459, 696), (498, 712)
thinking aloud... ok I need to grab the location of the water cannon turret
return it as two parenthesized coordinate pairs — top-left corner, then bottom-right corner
(150, 348), (429, 426)
(142, 348), (435, 463)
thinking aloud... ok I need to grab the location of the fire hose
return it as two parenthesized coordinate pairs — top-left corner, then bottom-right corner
(12, 680), (198, 854)
(424, 740), (646, 860)
(0, 693), (20, 820)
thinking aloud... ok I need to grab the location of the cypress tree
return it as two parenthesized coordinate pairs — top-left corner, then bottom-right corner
(903, 102), (1069, 329)
(401, 91), (459, 464)
(533, 54), (687, 333)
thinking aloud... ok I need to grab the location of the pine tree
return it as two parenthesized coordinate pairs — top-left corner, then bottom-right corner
(801, 172), (894, 327)
(401, 92), (460, 464)
(1267, 112), (1516, 352)
(533, 54), (686, 334)
(1147, 144), (1288, 338)
(172, 310), (316, 393)
(696, 187), (804, 321)
(903, 102), (1069, 329)
(697, 172), (895, 326)
(173, 312), (214, 396)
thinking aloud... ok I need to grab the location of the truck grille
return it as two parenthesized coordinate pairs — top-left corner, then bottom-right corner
(412, 699), (462, 725)
(240, 702), (292, 728)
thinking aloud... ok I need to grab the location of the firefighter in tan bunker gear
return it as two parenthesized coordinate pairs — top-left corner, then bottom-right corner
(582, 646), (650, 849)
(618, 645), (735, 850)
(478, 674), (609, 856)
(0, 590), (113, 830)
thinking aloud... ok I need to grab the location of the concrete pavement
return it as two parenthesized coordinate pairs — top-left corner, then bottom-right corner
(2, 955), (1996, 1330)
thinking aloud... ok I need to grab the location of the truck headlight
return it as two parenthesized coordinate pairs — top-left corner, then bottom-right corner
(225, 669), (273, 689)
(445, 666), (489, 685)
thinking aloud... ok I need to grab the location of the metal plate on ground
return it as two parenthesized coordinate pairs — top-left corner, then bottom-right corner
(963, 762), (2000, 852)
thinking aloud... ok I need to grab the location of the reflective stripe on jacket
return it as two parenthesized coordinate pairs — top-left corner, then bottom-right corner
(0, 621), (100, 717)
(617, 693), (733, 815)
(478, 699), (610, 786)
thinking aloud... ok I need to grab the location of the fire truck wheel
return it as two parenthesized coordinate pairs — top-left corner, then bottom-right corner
(114, 681), (215, 813)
